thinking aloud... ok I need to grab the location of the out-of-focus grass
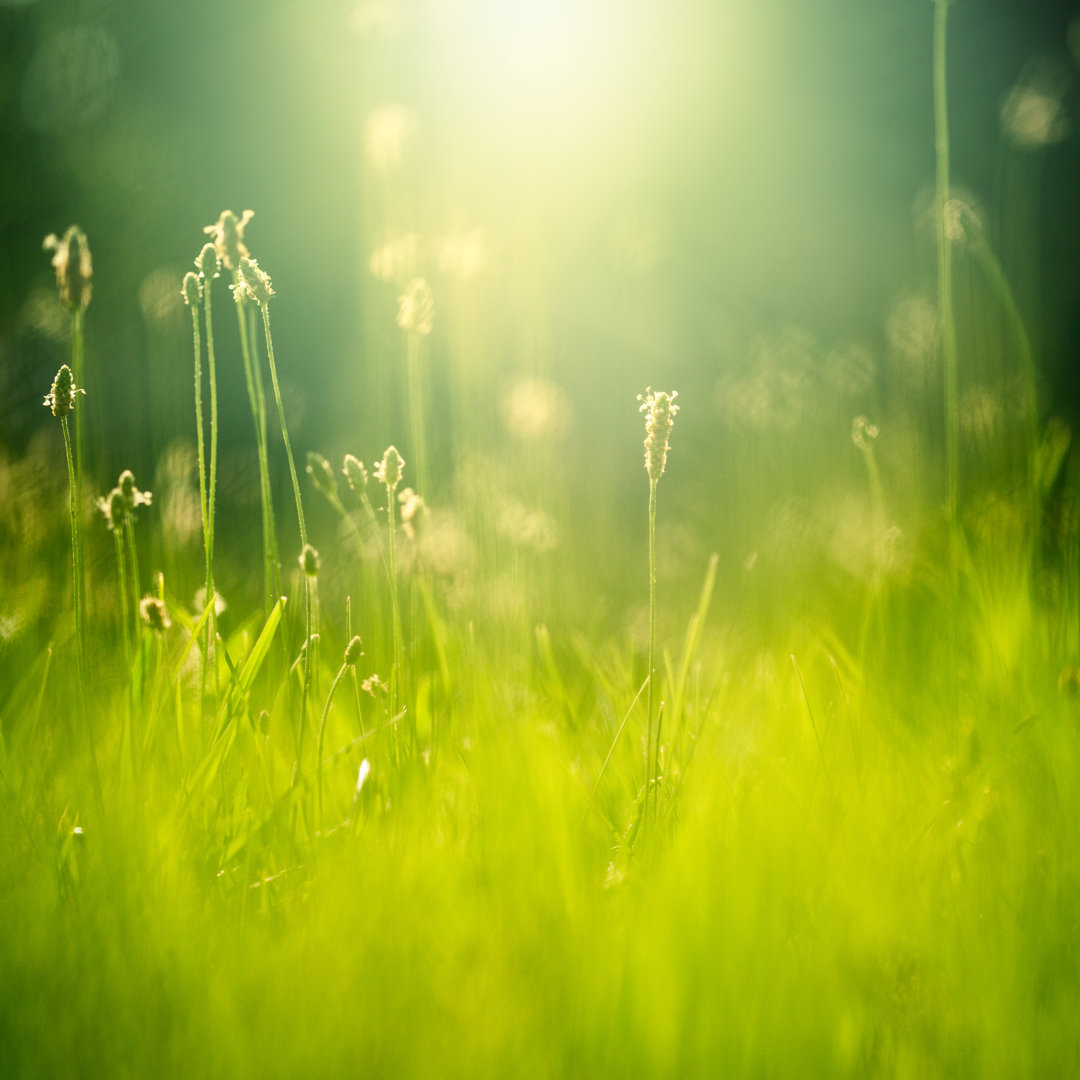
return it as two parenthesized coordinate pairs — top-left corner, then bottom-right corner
(2, 4), (1080, 1077)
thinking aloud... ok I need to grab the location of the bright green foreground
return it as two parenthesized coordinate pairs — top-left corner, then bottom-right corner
(1, 446), (1079, 1078)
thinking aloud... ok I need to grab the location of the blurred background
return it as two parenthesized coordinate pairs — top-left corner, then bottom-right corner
(2, 0), (1079, 629)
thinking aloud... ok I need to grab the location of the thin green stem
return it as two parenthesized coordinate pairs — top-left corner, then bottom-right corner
(113, 529), (134, 776)
(232, 279), (279, 612)
(191, 302), (211, 710)
(204, 281), (220, 698)
(406, 330), (428, 496)
(646, 476), (658, 795)
(317, 661), (350, 822)
(123, 517), (141, 637)
(386, 485), (403, 731)
(61, 415), (102, 811)
(71, 309), (85, 518)
(257, 302), (315, 764)
(258, 304), (307, 547)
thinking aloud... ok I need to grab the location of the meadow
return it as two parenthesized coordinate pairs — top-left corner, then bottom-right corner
(2, 2), (1080, 1077)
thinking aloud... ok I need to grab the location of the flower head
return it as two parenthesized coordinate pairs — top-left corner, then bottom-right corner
(98, 487), (127, 532)
(374, 445), (404, 493)
(306, 451), (339, 501)
(181, 271), (202, 307)
(43, 226), (93, 311)
(299, 543), (321, 578)
(44, 364), (83, 418)
(118, 470), (152, 514)
(344, 635), (363, 666)
(343, 454), (368, 494)
(638, 388), (679, 482)
(196, 242), (220, 281)
(203, 209), (254, 272)
(232, 256), (274, 307)
(139, 596), (171, 633)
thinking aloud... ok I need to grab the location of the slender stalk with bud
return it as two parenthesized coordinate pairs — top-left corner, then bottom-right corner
(44, 228), (92, 521)
(638, 387), (679, 811)
(375, 446), (405, 727)
(45, 365), (101, 808)
(205, 210), (279, 611)
(232, 252), (318, 753)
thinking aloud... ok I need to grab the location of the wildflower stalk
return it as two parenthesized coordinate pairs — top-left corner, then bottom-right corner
(646, 473), (659, 791)
(235, 281), (280, 611)
(57, 400), (102, 811)
(71, 308), (86, 514)
(205, 211), (279, 611)
(235, 255), (317, 761)
(375, 447), (405, 730)
(638, 388), (679, 819)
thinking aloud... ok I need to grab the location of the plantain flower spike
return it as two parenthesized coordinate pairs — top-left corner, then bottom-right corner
(374, 445), (404, 493)
(43, 226), (93, 311)
(181, 271), (202, 307)
(196, 242), (221, 281)
(98, 487), (127, 532)
(232, 256), (274, 307)
(300, 543), (321, 578)
(203, 209), (254, 271)
(344, 635), (363, 667)
(139, 596), (171, 633)
(118, 469), (152, 514)
(44, 364), (83, 418)
(343, 454), (368, 494)
(397, 277), (434, 336)
(638, 388), (679, 482)
(306, 451), (339, 500)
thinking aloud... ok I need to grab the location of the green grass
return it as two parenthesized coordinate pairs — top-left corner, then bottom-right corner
(3, 11), (1080, 1077)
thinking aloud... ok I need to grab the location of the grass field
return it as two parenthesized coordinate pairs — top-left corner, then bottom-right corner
(3, 3), (1080, 1077)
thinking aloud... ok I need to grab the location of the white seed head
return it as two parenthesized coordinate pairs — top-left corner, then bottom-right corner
(203, 209), (254, 271)
(374, 445), (404, 492)
(638, 388), (679, 482)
